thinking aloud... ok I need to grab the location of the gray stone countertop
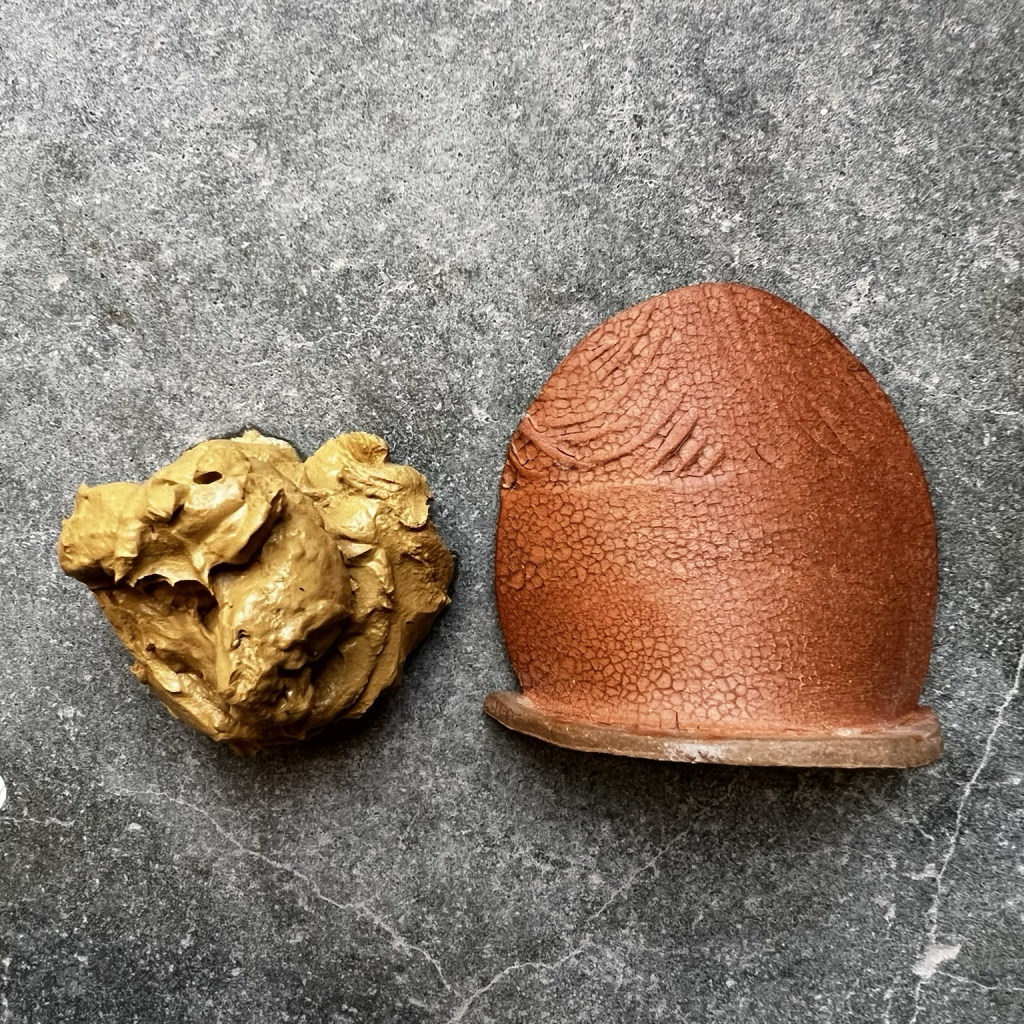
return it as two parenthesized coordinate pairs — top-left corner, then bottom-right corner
(1, 1), (1021, 1021)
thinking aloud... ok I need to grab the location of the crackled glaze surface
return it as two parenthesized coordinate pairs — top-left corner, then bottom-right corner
(496, 283), (938, 736)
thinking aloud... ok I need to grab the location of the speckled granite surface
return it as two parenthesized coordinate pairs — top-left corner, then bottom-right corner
(1, 2), (1021, 1021)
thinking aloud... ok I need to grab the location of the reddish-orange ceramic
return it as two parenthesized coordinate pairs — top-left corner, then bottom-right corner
(487, 283), (940, 767)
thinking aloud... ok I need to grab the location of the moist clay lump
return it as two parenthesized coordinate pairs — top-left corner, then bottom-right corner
(58, 431), (454, 753)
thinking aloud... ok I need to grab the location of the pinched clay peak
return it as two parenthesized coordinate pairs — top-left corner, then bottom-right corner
(302, 432), (433, 530)
(490, 283), (941, 767)
(58, 430), (453, 752)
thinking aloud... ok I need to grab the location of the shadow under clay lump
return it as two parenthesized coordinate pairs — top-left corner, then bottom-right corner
(487, 282), (941, 768)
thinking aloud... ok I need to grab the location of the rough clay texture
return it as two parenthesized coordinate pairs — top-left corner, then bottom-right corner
(57, 431), (453, 752)
(497, 283), (937, 737)
(1, 2), (1022, 1023)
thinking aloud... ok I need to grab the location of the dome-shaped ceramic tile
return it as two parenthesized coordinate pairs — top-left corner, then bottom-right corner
(487, 283), (941, 767)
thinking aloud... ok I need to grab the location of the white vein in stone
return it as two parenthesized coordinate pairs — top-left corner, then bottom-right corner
(908, 642), (1024, 1022)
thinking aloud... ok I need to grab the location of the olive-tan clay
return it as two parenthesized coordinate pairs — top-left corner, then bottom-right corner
(58, 431), (453, 752)
(487, 282), (941, 768)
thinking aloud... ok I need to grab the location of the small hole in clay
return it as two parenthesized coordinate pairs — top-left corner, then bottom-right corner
(194, 470), (223, 484)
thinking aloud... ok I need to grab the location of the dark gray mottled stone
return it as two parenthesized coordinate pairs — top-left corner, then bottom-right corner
(1, 1), (1021, 1021)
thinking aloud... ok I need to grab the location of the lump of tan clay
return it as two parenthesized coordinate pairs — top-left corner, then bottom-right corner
(58, 431), (453, 753)
(487, 283), (941, 768)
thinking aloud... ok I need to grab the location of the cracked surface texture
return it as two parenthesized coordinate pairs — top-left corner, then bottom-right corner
(1, 1), (1022, 1023)
(497, 282), (937, 736)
